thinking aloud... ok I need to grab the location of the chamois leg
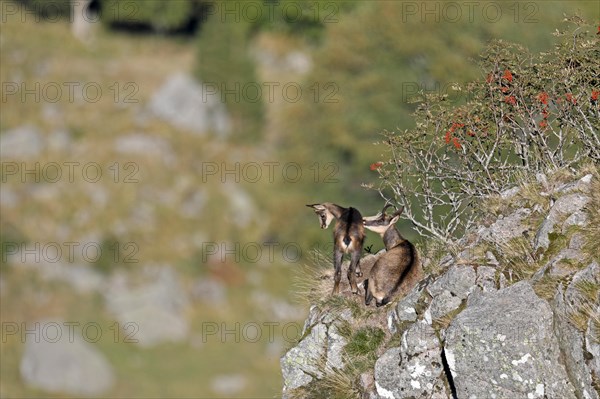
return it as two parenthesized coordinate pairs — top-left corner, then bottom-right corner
(332, 248), (343, 295)
(376, 296), (390, 308)
(348, 250), (361, 294)
(364, 279), (373, 306)
(353, 247), (363, 277)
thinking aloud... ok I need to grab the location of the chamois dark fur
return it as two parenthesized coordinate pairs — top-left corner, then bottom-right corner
(363, 205), (420, 307)
(306, 203), (365, 295)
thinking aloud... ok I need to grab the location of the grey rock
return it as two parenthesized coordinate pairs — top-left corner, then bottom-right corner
(0, 125), (44, 159)
(389, 278), (430, 332)
(42, 103), (62, 123)
(476, 265), (497, 292)
(179, 190), (207, 219)
(224, 184), (257, 228)
(326, 323), (347, 370)
(569, 233), (586, 250)
(20, 319), (115, 396)
(536, 173), (550, 191)
(191, 278), (226, 305)
(253, 48), (312, 75)
(439, 254), (454, 268)
(562, 211), (588, 233)
(211, 374), (247, 396)
(47, 129), (71, 152)
(302, 305), (321, 335)
(251, 291), (305, 321)
(427, 266), (475, 320)
(445, 281), (576, 399)
(0, 186), (18, 207)
(535, 193), (590, 250)
(281, 322), (327, 391)
(104, 266), (189, 347)
(427, 266), (476, 299)
(428, 291), (463, 322)
(114, 133), (175, 166)
(148, 73), (231, 137)
(480, 208), (532, 244)
(375, 322), (448, 399)
(553, 280), (598, 399)
(281, 307), (354, 393)
(285, 51), (312, 74)
(532, 247), (587, 281)
(587, 315), (600, 383)
(403, 320), (439, 356)
(565, 262), (599, 311)
(7, 249), (104, 294)
(556, 174), (594, 194)
(359, 371), (377, 399)
(486, 251), (500, 266)
(501, 186), (520, 199)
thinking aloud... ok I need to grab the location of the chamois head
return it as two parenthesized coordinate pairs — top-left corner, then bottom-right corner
(363, 204), (404, 236)
(306, 203), (335, 229)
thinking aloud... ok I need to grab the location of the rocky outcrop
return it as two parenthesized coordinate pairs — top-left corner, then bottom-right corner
(445, 282), (575, 399)
(281, 173), (599, 398)
(20, 319), (115, 396)
(375, 321), (449, 399)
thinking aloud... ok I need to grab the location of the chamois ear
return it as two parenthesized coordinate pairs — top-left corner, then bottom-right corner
(306, 204), (325, 211)
(387, 207), (404, 226)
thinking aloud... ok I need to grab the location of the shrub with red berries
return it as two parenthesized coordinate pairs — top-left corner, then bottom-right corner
(373, 17), (599, 243)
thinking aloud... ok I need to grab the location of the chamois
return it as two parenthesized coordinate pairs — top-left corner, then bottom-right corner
(306, 203), (365, 295)
(362, 204), (420, 307)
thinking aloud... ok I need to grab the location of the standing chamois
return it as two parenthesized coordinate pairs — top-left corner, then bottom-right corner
(306, 203), (365, 295)
(362, 204), (420, 307)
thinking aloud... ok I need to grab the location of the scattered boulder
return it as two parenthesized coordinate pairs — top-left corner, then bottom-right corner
(179, 189), (207, 219)
(191, 277), (227, 306)
(104, 266), (189, 347)
(211, 374), (247, 396)
(0, 125), (44, 159)
(251, 291), (305, 321)
(114, 133), (175, 166)
(224, 184), (258, 228)
(147, 73), (231, 137)
(6, 250), (104, 294)
(20, 319), (115, 396)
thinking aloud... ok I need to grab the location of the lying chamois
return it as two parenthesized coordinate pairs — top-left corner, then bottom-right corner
(306, 203), (365, 295)
(363, 204), (419, 307)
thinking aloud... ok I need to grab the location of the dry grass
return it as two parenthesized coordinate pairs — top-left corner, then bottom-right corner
(494, 236), (539, 284)
(292, 249), (336, 306)
(286, 364), (361, 399)
(432, 300), (467, 331)
(581, 167), (600, 264)
(566, 278), (600, 333)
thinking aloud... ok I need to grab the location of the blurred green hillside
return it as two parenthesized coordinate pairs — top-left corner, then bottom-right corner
(1, 0), (598, 398)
